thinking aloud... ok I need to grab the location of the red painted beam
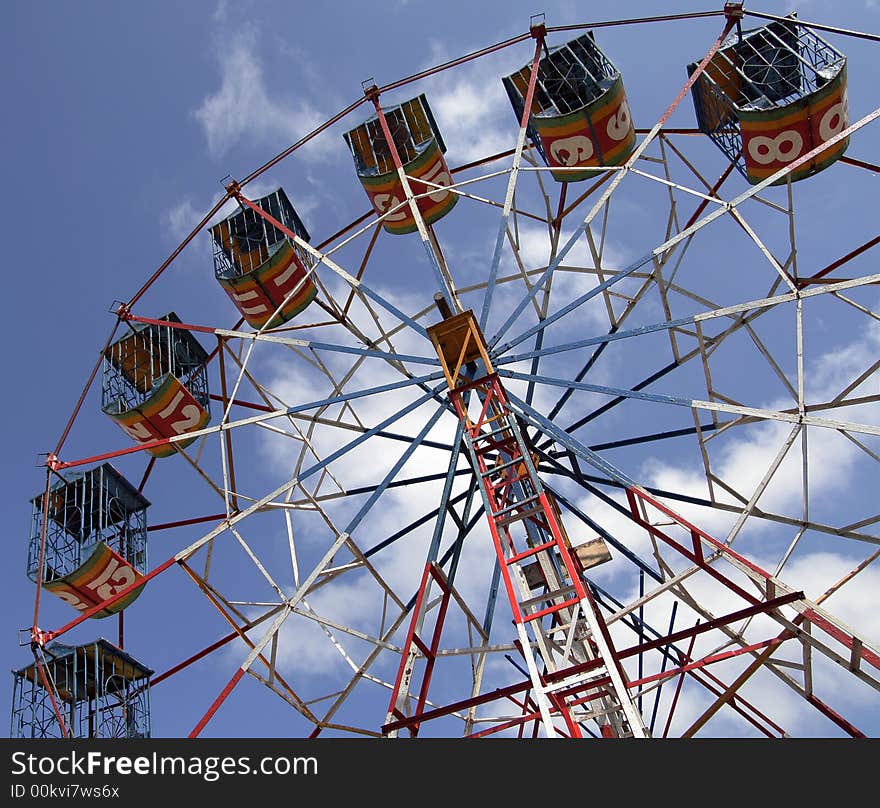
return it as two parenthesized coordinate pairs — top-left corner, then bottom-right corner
(189, 667), (245, 738)
(41, 556), (178, 643)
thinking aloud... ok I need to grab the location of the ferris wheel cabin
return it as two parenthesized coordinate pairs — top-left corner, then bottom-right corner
(689, 15), (849, 184)
(210, 188), (318, 329)
(11, 639), (152, 738)
(101, 312), (211, 458)
(27, 463), (149, 618)
(344, 94), (457, 235)
(503, 32), (636, 182)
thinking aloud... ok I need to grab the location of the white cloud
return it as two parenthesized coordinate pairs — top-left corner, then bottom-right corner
(415, 40), (526, 167)
(430, 79), (513, 166)
(194, 31), (331, 159)
(162, 198), (202, 242)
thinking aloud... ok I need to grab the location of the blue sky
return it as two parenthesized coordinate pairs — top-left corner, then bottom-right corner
(4, 0), (880, 739)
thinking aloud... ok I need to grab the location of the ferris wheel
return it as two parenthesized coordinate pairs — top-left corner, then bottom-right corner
(12, 3), (880, 739)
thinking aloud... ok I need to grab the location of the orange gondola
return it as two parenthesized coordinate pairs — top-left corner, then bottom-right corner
(211, 187), (318, 329)
(101, 313), (210, 457)
(503, 32), (636, 182)
(344, 94), (457, 235)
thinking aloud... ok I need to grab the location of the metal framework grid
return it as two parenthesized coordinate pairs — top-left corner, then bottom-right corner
(11, 640), (152, 739)
(27, 463), (149, 584)
(19, 4), (880, 740)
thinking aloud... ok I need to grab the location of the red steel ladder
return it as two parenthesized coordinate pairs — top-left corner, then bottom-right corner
(385, 310), (647, 737)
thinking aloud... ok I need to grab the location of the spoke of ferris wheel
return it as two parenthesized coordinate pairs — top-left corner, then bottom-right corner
(488, 15), (739, 350)
(499, 368), (880, 439)
(403, 505), (487, 613)
(479, 33), (544, 330)
(287, 388), (444, 519)
(538, 163), (741, 423)
(194, 392), (450, 736)
(237, 193), (430, 339)
(214, 329), (441, 366)
(489, 194), (649, 353)
(343, 402), (447, 537)
(544, 311), (877, 450)
(281, 469), (472, 511)
(493, 105), (880, 354)
(363, 485), (471, 559)
(493, 268), (880, 366)
(549, 336), (745, 446)
(518, 180), (565, 409)
(545, 484), (664, 584)
(425, 420), (467, 563)
(506, 390), (636, 487)
(225, 371), (444, 436)
(432, 486), (485, 601)
(544, 452), (879, 545)
(501, 367), (692, 408)
(216, 264), (452, 422)
(174, 382), (446, 561)
(513, 390), (878, 556)
(496, 315), (695, 366)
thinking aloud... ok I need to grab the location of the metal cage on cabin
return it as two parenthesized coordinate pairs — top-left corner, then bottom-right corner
(344, 94), (447, 177)
(11, 640), (152, 739)
(211, 188), (313, 280)
(505, 33), (619, 123)
(689, 16), (849, 183)
(27, 463), (149, 587)
(101, 313), (209, 417)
